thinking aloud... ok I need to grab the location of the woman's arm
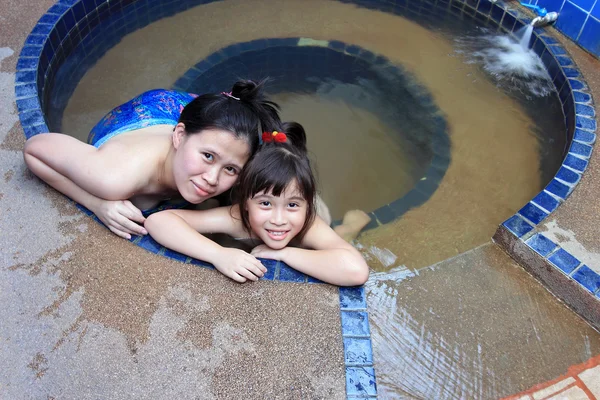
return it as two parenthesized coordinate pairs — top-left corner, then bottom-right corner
(251, 217), (370, 286)
(23, 133), (146, 238)
(144, 207), (267, 282)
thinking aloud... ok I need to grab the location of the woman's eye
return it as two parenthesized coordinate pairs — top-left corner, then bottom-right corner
(224, 166), (237, 175)
(203, 153), (214, 161)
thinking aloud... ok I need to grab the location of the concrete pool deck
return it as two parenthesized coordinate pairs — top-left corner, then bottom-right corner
(2, 0), (600, 399)
(1, 4), (347, 398)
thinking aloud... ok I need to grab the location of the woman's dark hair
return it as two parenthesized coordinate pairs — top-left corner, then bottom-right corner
(178, 79), (281, 156)
(236, 121), (317, 240)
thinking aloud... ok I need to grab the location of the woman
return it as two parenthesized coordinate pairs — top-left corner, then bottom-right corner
(23, 80), (280, 239)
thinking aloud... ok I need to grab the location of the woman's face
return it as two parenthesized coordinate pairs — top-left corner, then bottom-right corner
(172, 125), (251, 204)
(245, 179), (308, 249)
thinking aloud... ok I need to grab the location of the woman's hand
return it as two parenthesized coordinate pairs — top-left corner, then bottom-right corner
(93, 200), (147, 239)
(251, 244), (286, 261)
(214, 248), (267, 283)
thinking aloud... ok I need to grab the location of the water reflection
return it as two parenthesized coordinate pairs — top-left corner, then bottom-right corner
(364, 245), (600, 399)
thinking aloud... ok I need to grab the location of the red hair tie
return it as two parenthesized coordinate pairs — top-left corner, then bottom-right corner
(262, 131), (287, 143)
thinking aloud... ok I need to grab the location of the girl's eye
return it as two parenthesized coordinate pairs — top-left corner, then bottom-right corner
(288, 202), (300, 208)
(203, 153), (214, 161)
(259, 201), (271, 207)
(224, 166), (238, 175)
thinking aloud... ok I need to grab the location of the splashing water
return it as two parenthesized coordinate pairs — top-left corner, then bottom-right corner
(455, 27), (553, 98)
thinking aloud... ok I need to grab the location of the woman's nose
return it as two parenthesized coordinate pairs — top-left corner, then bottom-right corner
(203, 166), (219, 186)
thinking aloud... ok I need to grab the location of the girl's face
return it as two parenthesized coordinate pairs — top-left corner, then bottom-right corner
(172, 125), (251, 204)
(246, 179), (308, 249)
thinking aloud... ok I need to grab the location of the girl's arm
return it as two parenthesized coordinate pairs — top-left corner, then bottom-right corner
(251, 217), (370, 286)
(23, 133), (146, 239)
(144, 207), (267, 282)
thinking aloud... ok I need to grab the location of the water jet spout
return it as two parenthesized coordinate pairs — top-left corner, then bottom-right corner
(531, 12), (559, 27)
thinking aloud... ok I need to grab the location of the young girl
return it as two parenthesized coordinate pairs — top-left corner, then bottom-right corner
(23, 80), (280, 239)
(145, 122), (370, 286)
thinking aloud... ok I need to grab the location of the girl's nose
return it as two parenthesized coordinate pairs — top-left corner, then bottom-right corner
(270, 208), (286, 225)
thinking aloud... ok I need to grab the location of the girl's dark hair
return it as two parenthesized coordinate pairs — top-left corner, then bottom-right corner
(237, 121), (317, 241)
(178, 79), (281, 155)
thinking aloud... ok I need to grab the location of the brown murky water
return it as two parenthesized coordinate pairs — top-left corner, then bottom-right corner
(56, 0), (598, 398)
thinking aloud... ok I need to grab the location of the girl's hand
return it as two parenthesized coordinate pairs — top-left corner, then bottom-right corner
(214, 248), (267, 283)
(93, 200), (147, 239)
(251, 244), (285, 261)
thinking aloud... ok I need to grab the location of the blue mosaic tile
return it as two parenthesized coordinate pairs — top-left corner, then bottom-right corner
(533, 38), (545, 57)
(188, 257), (214, 269)
(15, 84), (37, 99)
(307, 276), (324, 284)
(576, 103), (595, 117)
(573, 91), (592, 104)
(373, 205), (396, 224)
(344, 337), (373, 365)
(502, 215), (534, 237)
(20, 46), (43, 57)
(278, 262), (306, 282)
(16, 57), (38, 71)
(341, 311), (371, 337)
(574, 129), (596, 144)
(547, 45), (567, 56)
(31, 23), (53, 36)
(555, 1), (588, 41)
(19, 109), (45, 127)
(501, 11), (517, 31)
(555, 55), (573, 66)
(258, 258), (278, 280)
(570, 141), (593, 158)
(532, 190), (560, 213)
(477, 0), (492, 14)
(163, 248), (188, 262)
(563, 154), (589, 172)
(346, 367), (377, 396)
(548, 248), (581, 274)
(364, 212), (379, 230)
(556, 166), (581, 184)
(546, 179), (572, 199)
(47, 3), (70, 15)
(491, 4), (504, 22)
(572, 265), (600, 293)
(340, 286), (367, 310)
(554, 71), (567, 91)
(569, 79), (586, 90)
(541, 51), (560, 80)
(389, 188), (428, 216)
(16, 97), (40, 112)
(526, 233), (557, 257)
(563, 67), (580, 78)
(137, 235), (163, 253)
(578, 15), (600, 58)
(23, 123), (49, 139)
(518, 202), (549, 224)
(25, 35), (46, 46)
(16, 69), (37, 84)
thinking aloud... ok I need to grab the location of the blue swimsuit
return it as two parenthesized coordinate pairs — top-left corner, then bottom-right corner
(87, 89), (198, 215)
(88, 89), (198, 147)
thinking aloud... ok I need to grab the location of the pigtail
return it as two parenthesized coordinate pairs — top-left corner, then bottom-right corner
(280, 121), (307, 154)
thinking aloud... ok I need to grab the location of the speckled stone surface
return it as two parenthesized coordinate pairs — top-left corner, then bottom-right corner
(530, 26), (600, 274)
(0, 2), (346, 398)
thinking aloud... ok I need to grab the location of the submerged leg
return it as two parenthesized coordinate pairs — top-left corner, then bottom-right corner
(334, 210), (371, 242)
